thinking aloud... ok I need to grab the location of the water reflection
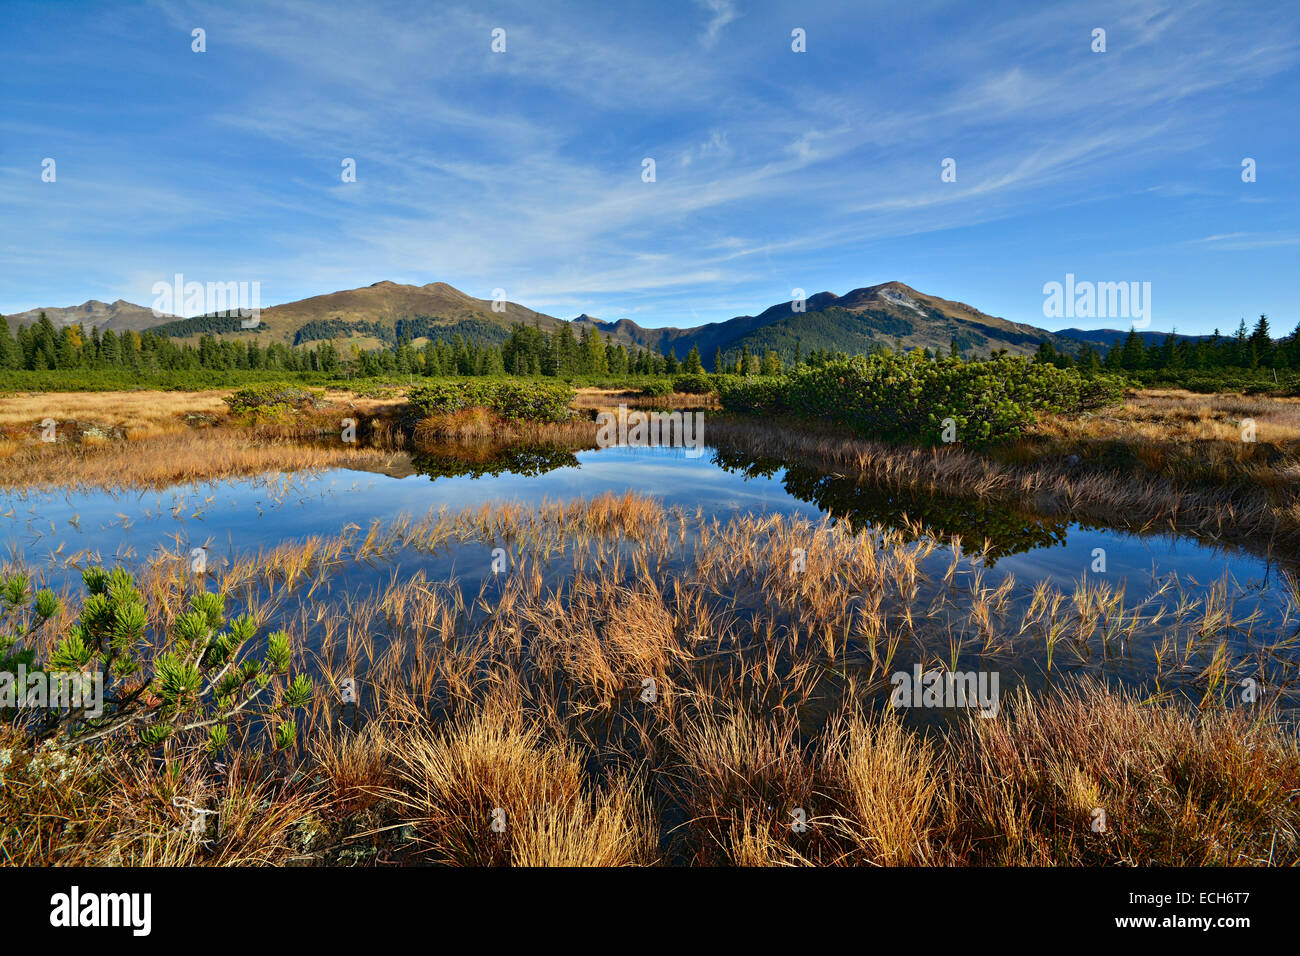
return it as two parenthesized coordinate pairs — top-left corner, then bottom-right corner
(1, 430), (1289, 619)
(709, 440), (1069, 564)
(410, 440), (582, 481)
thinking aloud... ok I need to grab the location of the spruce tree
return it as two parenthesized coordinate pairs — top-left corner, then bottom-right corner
(684, 345), (703, 373)
(0, 317), (18, 370)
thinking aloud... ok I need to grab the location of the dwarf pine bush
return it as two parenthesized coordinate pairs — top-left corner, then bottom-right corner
(718, 353), (1122, 446)
(670, 373), (715, 395)
(0, 573), (59, 676)
(223, 382), (323, 420)
(1, 567), (312, 751)
(407, 379), (574, 423)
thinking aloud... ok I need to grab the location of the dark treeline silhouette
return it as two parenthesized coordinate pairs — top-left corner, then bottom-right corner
(5, 308), (1297, 383)
(1036, 315), (1300, 373)
(0, 313), (706, 378)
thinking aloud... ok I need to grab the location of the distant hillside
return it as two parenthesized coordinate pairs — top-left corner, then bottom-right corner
(3, 299), (175, 334)
(1054, 328), (1213, 348)
(8, 280), (1140, 364)
(577, 282), (1074, 364)
(237, 281), (570, 348)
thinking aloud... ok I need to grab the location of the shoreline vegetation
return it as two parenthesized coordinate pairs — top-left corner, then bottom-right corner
(1, 373), (1295, 557)
(2, 492), (1297, 866)
(3, 361), (1300, 866)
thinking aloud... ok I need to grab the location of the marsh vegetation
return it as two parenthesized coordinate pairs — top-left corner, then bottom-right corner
(1, 375), (1298, 867)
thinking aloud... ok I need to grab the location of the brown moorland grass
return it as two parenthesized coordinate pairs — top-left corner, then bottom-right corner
(0, 387), (444, 489)
(572, 387), (718, 411)
(1035, 388), (1300, 445)
(5, 682), (1295, 867)
(0, 389), (231, 439)
(0, 388), (407, 441)
(8, 386), (1297, 560)
(1015, 388), (1300, 487)
(3, 493), (1299, 866)
(945, 683), (1300, 865)
(0, 428), (407, 490)
(0, 386), (604, 489)
(708, 408), (1300, 558)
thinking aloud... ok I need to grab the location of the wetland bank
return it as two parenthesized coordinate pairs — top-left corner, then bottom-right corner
(2, 373), (1299, 867)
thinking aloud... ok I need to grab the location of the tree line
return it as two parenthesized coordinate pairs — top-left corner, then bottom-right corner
(0, 312), (715, 378)
(6, 308), (1296, 380)
(1035, 315), (1300, 372)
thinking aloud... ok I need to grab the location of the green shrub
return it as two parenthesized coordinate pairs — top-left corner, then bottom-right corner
(1127, 368), (1300, 396)
(223, 382), (322, 417)
(1, 567), (312, 751)
(671, 373), (715, 395)
(1076, 374), (1127, 408)
(407, 379), (574, 423)
(715, 375), (787, 413)
(639, 379), (674, 398)
(719, 353), (1120, 446)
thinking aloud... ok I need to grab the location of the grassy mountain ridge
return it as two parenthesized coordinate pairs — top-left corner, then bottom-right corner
(242, 281), (567, 347)
(6, 279), (1130, 361)
(2, 299), (176, 334)
(577, 282), (1074, 362)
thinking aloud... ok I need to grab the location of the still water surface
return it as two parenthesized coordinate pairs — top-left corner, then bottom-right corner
(3, 441), (1294, 707)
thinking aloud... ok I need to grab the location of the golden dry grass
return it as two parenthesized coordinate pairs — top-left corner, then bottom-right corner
(0, 731), (319, 866)
(709, 407), (1300, 555)
(6, 492), (1297, 867)
(0, 388), (405, 438)
(1034, 388), (1300, 446)
(820, 712), (941, 865)
(0, 388), (417, 489)
(0, 390), (230, 436)
(1015, 388), (1300, 490)
(0, 386), (608, 488)
(378, 695), (657, 866)
(0, 429), (406, 490)
(945, 683), (1300, 865)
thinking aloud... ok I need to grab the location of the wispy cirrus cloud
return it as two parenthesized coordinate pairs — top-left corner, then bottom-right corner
(0, 0), (1297, 333)
(696, 0), (740, 48)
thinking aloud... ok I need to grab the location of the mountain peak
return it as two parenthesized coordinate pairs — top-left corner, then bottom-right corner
(419, 281), (476, 302)
(7, 278), (1070, 361)
(3, 297), (166, 333)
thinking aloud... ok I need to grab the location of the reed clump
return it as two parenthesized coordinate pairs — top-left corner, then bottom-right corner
(707, 410), (1300, 555)
(0, 388), (412, 490)
(3, 493), (1299, 867)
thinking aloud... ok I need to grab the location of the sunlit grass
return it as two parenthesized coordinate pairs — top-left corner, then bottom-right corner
(3, 491), (1298, 866)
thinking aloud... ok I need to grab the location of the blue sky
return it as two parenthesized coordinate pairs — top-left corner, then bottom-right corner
(2, 0), (1297, 335)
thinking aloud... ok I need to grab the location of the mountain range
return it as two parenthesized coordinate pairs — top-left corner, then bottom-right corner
(1, 299), (177, 334)
(1053, 328), (1213, 347)
(4, 280), (1130, 361)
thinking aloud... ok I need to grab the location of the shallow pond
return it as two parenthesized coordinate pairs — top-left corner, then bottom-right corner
(3, 439), (1296, 711)
(0, 442), (1286, 588)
